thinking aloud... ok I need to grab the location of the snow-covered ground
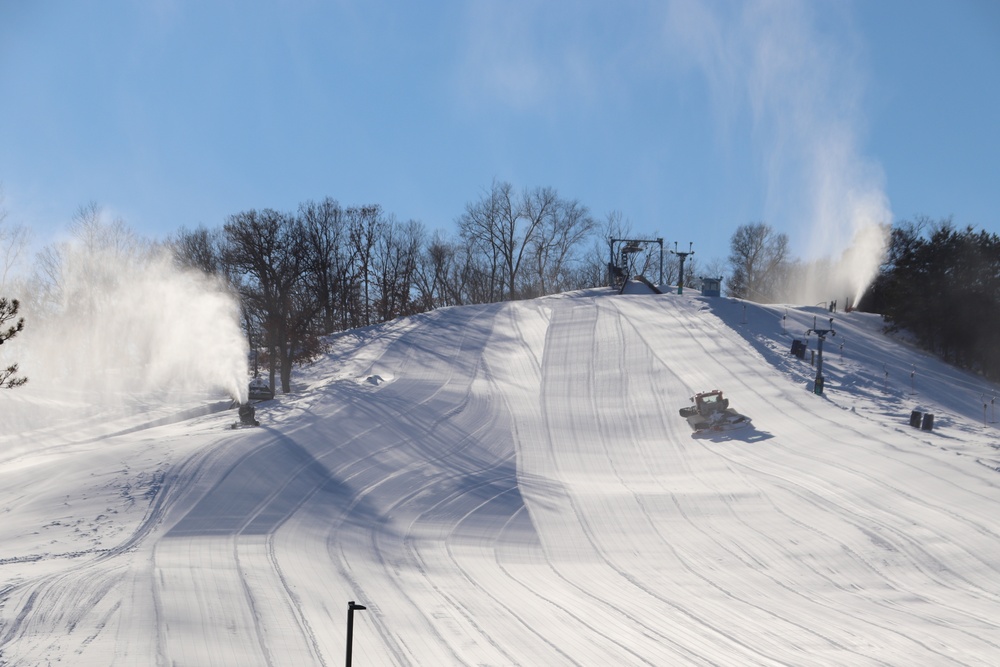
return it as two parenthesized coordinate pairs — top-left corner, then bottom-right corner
(2, 289), (1000, 666)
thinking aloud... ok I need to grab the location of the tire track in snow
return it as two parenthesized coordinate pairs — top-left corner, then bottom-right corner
(597, 298), (890, 664)
(623, 296), (1000, 661)
(608, 298), (924, 663)
(0, 430), (248, 665)
(666, 298), (1000, 610)
(597, 298), (881, 663)
(155, 434), (353, 666)
(354, 313), (535, 664)
(337, 300), (670, 664)
(442, 308), (620, 664)
(528, 298), (988, 667)
(478, 302), (672, 665)
(425, 313), (615, 664)
(478, 303), (653, 665)
(628, 300), (988, 656)
(148, 305), (502, 666)
(309, 304), (520, 665)
(525, 298), (778, 664)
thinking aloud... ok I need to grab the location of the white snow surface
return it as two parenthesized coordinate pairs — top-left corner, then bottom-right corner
(3, 290), (1000, 666)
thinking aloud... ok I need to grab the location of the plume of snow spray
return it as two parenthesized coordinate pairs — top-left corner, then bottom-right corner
(5, 218), (247, 428)
(665, 0), (890, 305)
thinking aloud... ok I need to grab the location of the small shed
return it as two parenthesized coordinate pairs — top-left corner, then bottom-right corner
(700, 276), (722, 297)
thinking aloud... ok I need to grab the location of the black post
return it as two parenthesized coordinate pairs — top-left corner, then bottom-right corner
(657, 237), (664, 286)
(671, 242), (694, 295)
(607, 237), (614, 286)
(346, 600), (366, 667)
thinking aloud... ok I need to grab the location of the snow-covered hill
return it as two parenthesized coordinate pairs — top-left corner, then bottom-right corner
(2, 290), (1000, 665)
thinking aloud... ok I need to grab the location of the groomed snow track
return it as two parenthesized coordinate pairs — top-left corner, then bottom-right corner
(3, 292), (1000, 665)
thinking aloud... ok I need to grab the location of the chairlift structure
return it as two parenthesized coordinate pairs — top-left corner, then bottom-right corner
(608, 237), (664, 288)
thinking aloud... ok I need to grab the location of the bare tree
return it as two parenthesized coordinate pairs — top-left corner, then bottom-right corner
(346, 205), (384, 327)
(172, 226), (224, 275)
(223, 208), (319, 394)
(373, 218), (423, 321)
(457, 180), (509, 302)
(517, 186), (560, 297)
(459, 181), (594, 301)
(727, 222), (789, 302)
(300, 198), (352, 333)
(699, 256), (728, 282)
(0, 189), (30, 292)
(26, 203), (150, 361)
(525, 192), (596, 296)
(414, 231), (460, 310)
(457, 243), (497, 305)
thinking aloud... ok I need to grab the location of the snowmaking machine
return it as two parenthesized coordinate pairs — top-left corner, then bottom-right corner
(232, 402), (260, 428)
(231, 377), (272, 429)
(679, 390), (751, 434)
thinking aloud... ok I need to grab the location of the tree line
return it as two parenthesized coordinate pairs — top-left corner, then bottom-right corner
(6, 188), (993, 393)
(172, 183), (606, 393)
(3, 181), (739, 394)
(860, 218), (1000, 380)
(723, 217), (1000, 380)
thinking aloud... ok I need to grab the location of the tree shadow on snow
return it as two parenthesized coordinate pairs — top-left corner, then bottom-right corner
(165, 430), (389, 538)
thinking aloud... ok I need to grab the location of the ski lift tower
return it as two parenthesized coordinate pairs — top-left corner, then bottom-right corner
(807, 316), (836, 395)
(670, 242), (694, 295)
(608, 237), (664, 287)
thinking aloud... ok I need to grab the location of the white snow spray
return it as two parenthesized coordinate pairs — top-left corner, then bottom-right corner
(665, 0), (890, 305)
(3, 218), (247, 431)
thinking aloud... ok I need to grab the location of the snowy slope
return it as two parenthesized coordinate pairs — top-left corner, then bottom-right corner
(2, 291), (1000, 666)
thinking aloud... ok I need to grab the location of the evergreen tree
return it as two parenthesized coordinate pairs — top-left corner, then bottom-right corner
(869, 219), (1000, 379)
(0, 296), (27, 388)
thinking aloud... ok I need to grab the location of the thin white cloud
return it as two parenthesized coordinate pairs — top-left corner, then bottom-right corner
(452, 2), (611, 115)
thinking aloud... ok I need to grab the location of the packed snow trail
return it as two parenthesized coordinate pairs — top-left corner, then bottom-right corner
(2, 291), (1000, 665)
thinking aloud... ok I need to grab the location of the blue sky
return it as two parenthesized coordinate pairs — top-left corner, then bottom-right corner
(1, 0), (998, 267)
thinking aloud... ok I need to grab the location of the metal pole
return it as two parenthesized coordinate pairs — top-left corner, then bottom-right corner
(671, 242), (694, 295)
(812, 333), (826, 394)
(807, 318), (835, 395)
(608, 237), (614, 286)
(346, 600), (366, 667)
(816, 335), (825, 378)
(658, 238), (664, 286)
